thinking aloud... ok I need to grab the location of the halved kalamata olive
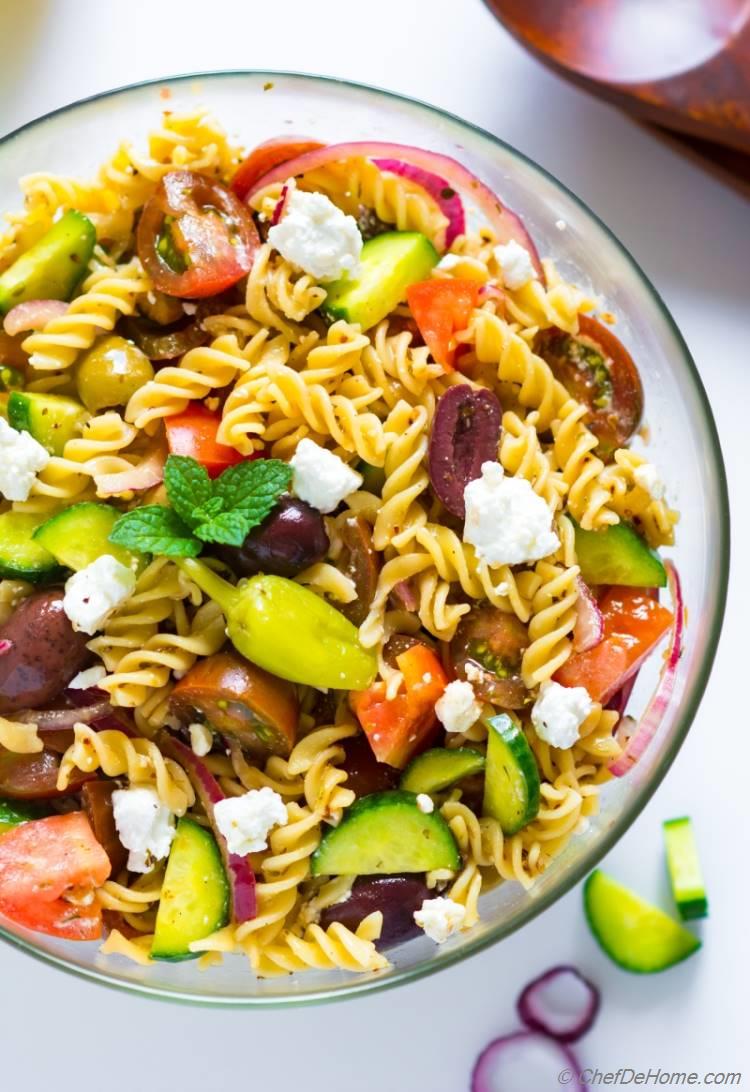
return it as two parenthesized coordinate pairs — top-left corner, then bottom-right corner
(382, 632), (431, 668)
(81, 780), (127, 874)
(428, 385), (501, 518)
(214, 496), (329, 580)
(319, 874), (430, 949)
(339, 735), (400, 798)
(0, 747), (93, 799)
(337, 516), (380, 626)
(169, 649), (298, 758)
(451, 603), (529, 708)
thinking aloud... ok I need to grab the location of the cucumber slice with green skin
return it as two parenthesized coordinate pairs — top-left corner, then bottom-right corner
(0, 511), (65, 583)
(584, 869), (701, 973)
(663, 817), (708, 921)
(400, 748), (485, 794)
(482, 714), (541, 835)
(8, 391), (88, 456)
(33, 502), (139, 574)
(0, 798), (48, 835)
(0, 210), (96, 316)
(151, 817), (229, 962)
(322, 231), (438, 331)
(311, 790), (460, 876)
(573, 519), (666, 588)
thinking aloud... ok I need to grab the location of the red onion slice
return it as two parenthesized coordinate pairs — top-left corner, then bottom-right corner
(372, 158), (465, 247)
(517, 965), (601, 1043)
(16, 699), (113, 731)
(270, 182), (290, 227)
(0, 639), (12, 657)
(3, 299), (68, 336)
(608, 561), (684, 778)
(472, 1031), (583, 1092)
(95, 442), (166, 497)
(572, 578), (604, 653)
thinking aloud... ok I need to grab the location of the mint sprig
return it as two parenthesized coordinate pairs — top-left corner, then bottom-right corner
(109, 455), (292, 557)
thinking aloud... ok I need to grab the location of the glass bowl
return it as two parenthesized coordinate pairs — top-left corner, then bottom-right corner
(0, 71), (729, 1006)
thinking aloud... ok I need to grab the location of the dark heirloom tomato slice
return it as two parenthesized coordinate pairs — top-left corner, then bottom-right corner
(450, 603), (529, 708)
(337, 516), (380, 626)
(535, 315), (644, 453)
(81, 781), (127, 875)
(0, 746), (93, 799)
(230, 137), (325, 201)
(137, 170), (260, 298)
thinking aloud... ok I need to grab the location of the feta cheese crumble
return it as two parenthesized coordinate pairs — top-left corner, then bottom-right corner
(189, 722), (213, 757)
(414, 897), (466, 944)
(111, 786), (176, 874)
(493, 239), (537, 290)
(531, 680), (594, 750)
(0, 418), (51, 502)
(63, 554), (136, 635)
(214, 787), (288, 856)
(290, 438), (363, 513)
(633, 461), (666, 501)
(268, 186), (363, 282)
(68, 664), (107, 690)
(435, 679), (482, 735)
(463, 462), (560, 567)
(416, 793), (434, 814)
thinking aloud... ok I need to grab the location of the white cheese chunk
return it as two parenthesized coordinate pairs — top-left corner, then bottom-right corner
(414, 897), (466, 944)
(633, 461), (666, 501)
(493, 239), (537, 290)
(214, 787), (288, 856)
(531, 680), (594, 750)
(463, 462), (560, 567)
(189, 722), (213, 758)
(290, 438), (363, 513)
(435, 679), (482, 735)
(416, 793), (434, 814)
(0, 418), (51, 502)
(268, 186), (362, 282)
(68, 664), (107, 690)
(111, 786), (176, 874)
(63, 554), (136, 635)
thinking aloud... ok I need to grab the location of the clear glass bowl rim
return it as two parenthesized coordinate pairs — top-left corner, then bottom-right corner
(0, 69), (730, 1008)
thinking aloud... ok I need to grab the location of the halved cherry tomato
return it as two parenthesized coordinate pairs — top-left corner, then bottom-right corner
(536, 315), (644, 454)
(137, 170), (260, 298)
(350, 643), (448, 768)
(554, 586), (673, 704)
(0, 746), (93, 799)
(406, 279), (480, 371)
(231, 137), (325, 201)
(450, 603), (529, 708)
(0, 812), (110, 940)
(165, 403), (252, 477)
(337, 516), (380, 627)
(169, 649), (299, 758)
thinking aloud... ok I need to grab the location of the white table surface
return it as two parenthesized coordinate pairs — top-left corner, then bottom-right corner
(0, 1), (747, 1088)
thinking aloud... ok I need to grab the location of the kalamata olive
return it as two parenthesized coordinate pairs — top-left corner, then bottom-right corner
(0, 590), (91, 714)
(214, 496), (329, 579)
(319, 874), (430, 949)
(0, 746), (92, 799)
(337, 516), (380, 626)
(137, 289), (185, 326)
(81, 781), (127, 873)
(339, 735), (400, 798)
(382, 633), (431, 669)
(450, 602), (529, 708)
(75, 335), (154, 412)
(428, 385), (502, 518)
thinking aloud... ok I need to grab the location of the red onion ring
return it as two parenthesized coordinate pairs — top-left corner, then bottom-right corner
(372, 158), (465, 246)
(16, 699), (112, 731)
(0, 639), (12, 657)
(270, 183), (290, 227)
(572, 578), (604, 653)
(3, 299), (68, 336)
(95, 442), (166, 497)
(472, 1030), (583, 1092)
(517, 965), (601, 1043)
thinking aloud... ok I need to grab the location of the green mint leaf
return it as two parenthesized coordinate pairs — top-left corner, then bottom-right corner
(212, 459), (292, 527)
(109, 506), (201, 558)
(194, 510), (252, 547)
(164, 455), (212, 529)
(192, 496), (225, 523)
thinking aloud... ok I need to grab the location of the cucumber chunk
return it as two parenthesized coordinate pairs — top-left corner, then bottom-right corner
(483, 713), (540, 835)
(34, 502), (139, 573)
(663, 817), (708, 921)
(0, 511), (65, 583)
(573, 519), (666, 588)
(151, 817), (229, 962)
(311, 790), (460, 876)
(0, 798), (48, 835)
(584, 869), (701, 973)
(401, 748), (485, 794)
(8, 391), (87, 456)
(0, 210), (95, 315)
(322, 232), (438, 331)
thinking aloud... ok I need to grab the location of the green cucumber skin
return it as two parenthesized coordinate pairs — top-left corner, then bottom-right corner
(482, 714), (541, 835)
(33, 502), (138, 573)
(573, 519), (666, 588)
(663, 817), (709, 921)
(0, 798), (47, 833)
(400, 748), (485, 794)
(8, 392), (87, 457)
(0, 511), (65, 584)
(0, 210), (95, 315)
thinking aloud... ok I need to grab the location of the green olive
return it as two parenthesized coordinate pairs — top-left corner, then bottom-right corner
(75, 335), (154, 413)
(138, 290), (184, 326)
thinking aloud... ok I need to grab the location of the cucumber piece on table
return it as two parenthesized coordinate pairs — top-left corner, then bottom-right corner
(311, 790), (460, 876)
(584, 869), (701, 973)
(322, 231), (438, 331)
(663, 817), (708, 921)
(33, 502), (139, 573)
(8, 391), (87, 456)
(151, 817), (229, 962)
(0, 511), (65, 583)
(482, 713), (540, 835)
(0, 798), (47, 835)
(0, 209), (95, 315)
(573, 519), (666, 588)
(401, 747), (485, 794)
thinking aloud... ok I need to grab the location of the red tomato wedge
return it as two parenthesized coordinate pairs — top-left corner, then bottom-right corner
(165, 404), (254, 477)
(231, 137), (325, 201)
(554, 587), (673, 704)
(406, 279), (480, 370)
(137, 170), (260, 298)
(0, 812), (111, 940)
(350, 644), (448, 768)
